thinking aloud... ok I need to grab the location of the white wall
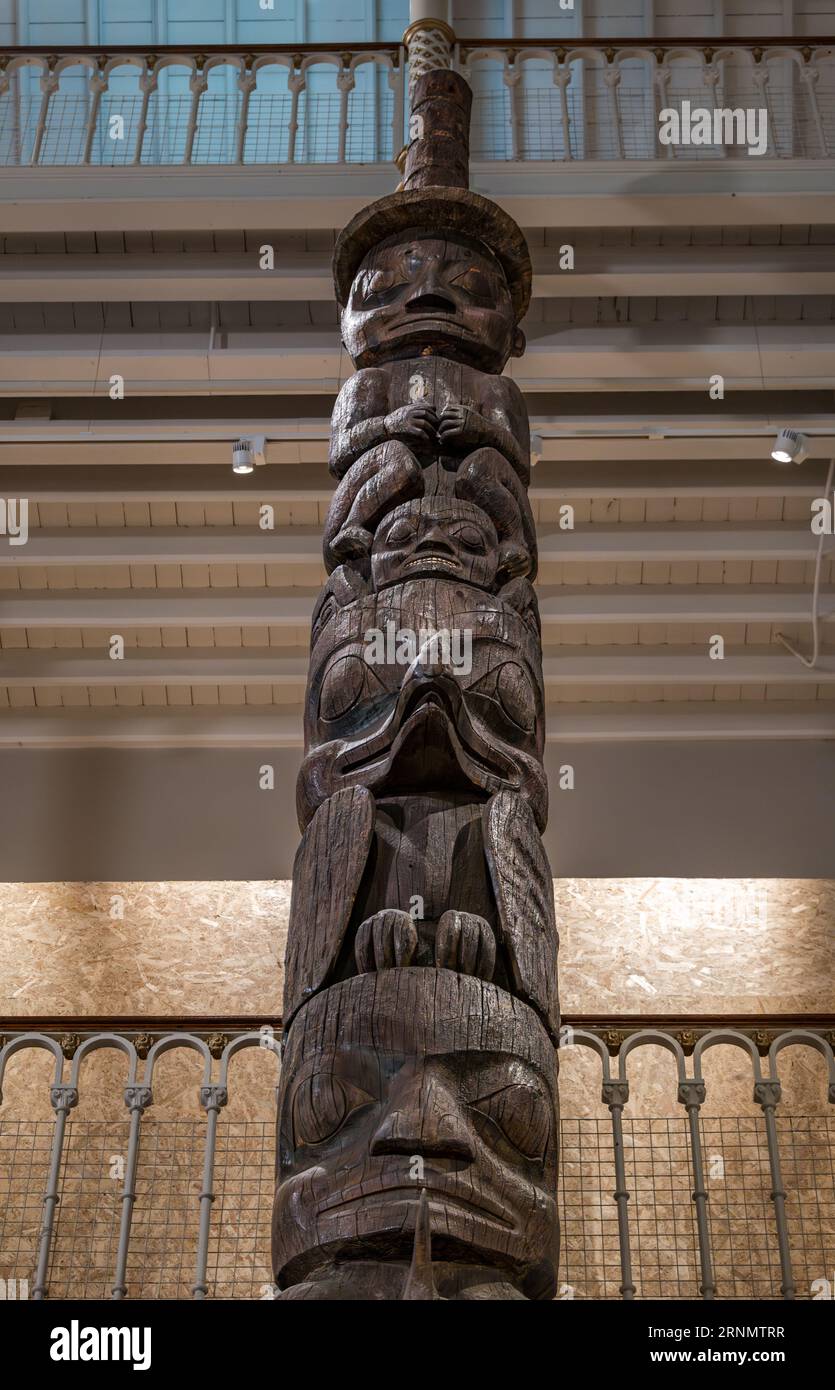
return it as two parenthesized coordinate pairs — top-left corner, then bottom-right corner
(2, 742), (833, 879)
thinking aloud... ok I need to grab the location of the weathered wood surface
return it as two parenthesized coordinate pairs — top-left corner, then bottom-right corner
(273, 970), (559, 1301)
(274, 60), (560, 1300)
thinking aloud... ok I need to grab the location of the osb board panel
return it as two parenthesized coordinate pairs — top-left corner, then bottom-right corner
(1, 877), (832, 1017)
(557, 878), (835, 1016)
(0, 881), (288, 1017)
(0, 878), (832, 1121)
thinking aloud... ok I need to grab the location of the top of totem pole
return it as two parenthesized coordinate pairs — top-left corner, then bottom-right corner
(332, 27), (531, 324)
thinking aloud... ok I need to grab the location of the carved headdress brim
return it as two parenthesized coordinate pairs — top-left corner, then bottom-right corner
(332, 185), (532, 322)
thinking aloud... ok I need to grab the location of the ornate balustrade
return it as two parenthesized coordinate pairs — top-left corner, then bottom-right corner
(0, 1014), (833, 1301)
(0, 39), (832, 167)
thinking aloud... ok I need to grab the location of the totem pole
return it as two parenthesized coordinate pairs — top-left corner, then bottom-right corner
(272, 13), (561, 1301)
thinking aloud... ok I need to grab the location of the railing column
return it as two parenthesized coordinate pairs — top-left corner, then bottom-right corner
(389, 50), (406, 161)
(603, 53), (624, 159)
(133, 59), (157, 164)
(336, 62), (355, 164)
(753, 59), (778, 157)
(82, 58), (107, 164)
(754, 1079), (795, 1300)
(235, 59), (256, 165)
(111, 1084), (153, 1300)
(800, 64), (828, 156)
(654, 60), (673, 159)
(192, 1083), (228, 1300)
(602, 1078), (635, 1299)
(703, 62), (726, 159)
(503, 54), (521, 162)
(554, 56), (573, 160)
(31, 1082), (78, 1300)
(677, 1079), (716, 1299)
(31, 61), (59, 166)
(287, 63), (305, 163)
(183, 58), (208, 165)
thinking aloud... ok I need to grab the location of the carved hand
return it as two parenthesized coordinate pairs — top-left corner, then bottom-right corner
(436, 404), (488, 448)
(384, 404), (439, 444)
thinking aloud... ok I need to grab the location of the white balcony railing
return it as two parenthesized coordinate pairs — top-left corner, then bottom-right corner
(0, 39), (833, 168)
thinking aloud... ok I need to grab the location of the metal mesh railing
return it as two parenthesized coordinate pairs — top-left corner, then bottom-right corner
(0, 42), (832, 168)
(2, 1112), (834, 1301)
(0, 1021), (833, 1300)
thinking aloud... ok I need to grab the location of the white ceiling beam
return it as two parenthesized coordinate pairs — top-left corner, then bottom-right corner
(1, 524), (818, 567)
(1, 526), (323, 566)
(2, 164), (833, 234)
(5, 585), (832, 630)
(1, 700), (832, 746)
(2, 645), (833, 686)
(3, 411), (834, 445)
(0, 460), (827, 502)
(535, 437), (835, 463)
(0, 707), (307, 747)
(3, 588), (320, 627)
(537, 585), (835, 624)
(6, 438), (835, 468)
(2, 324), (832, 394)
(0, 648), (312, 686)
(2, 243), (832, 302)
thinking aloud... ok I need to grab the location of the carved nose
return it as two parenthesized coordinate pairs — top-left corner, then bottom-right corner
(406, 290), (456, 315)
(369, 1075), (475, 1162)
(415, 526), (455, 554)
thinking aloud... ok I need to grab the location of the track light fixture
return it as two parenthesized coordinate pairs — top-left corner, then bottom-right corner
(771, 427), (808, 465)
(232, 435), (267, 475)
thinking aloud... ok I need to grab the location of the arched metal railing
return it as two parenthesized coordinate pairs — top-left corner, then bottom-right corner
(0, 39), (832, 167)
(0, 1016), (833, 1299)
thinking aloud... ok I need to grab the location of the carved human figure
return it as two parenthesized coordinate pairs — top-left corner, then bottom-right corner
(323, 228), (537, 579)
(331, 231), (529, 476)
(272, 969), (560, 1301)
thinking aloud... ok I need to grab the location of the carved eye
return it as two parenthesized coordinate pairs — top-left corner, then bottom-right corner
(472, 1084), (550, 1162)
(405, 247), (427, 276)
(385, 516), (419, 547)
(469, 661), (536, 733)
(448, 523), (487, 554)
(292, 1072), (373, 1148)
(356, 268), (403, 305)
(450, 266), (492, 299)
(319, 653), (366, 721)
(319, 652), (385, 723)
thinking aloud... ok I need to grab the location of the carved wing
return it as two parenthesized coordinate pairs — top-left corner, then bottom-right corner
(283, 785), (375, 1025)
(482, 790), (559, 1040)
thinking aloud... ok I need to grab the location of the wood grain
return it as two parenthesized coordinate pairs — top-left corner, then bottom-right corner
(276, 57), (559, 1299)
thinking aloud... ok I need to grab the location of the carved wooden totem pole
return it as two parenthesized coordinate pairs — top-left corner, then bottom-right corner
(273, 17), (560, 1301)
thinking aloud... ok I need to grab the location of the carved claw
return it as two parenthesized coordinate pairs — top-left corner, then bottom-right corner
(435, 911), (496, 980)
(355, 910), (418, 973)
(329, 523), (374, 562)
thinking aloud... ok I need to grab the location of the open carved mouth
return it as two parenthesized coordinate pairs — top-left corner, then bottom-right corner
(339, 691), (514, 799)
(402, 554), (461, 571)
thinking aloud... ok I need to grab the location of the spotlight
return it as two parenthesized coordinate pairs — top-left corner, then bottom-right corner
(232, 435), (266, 475)
(771, 427), (808, 465)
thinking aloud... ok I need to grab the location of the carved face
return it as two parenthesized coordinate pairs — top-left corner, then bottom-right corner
(371, 498), (498, 591)
(273, 969), (559, 1299)
(298, 578), (548, 829)
(340, 231), (524, 371)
